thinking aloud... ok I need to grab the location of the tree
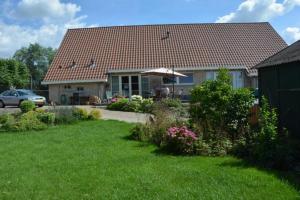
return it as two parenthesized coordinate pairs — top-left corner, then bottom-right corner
(13, 43), (57, 90)
(0, 59), (29, 92)
(189, 68), (254, 141)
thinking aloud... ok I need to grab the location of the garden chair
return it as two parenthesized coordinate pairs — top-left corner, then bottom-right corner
(103, 91), (112, 104)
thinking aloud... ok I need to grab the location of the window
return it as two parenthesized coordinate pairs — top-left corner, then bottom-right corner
(162, 73), (194, 85)
(77, 87), (84, 91)
(230, 71), (244, 89)
(205, 70), (244, 89)
(179, 73), (193, 84)
(163, 77), (176, 84)
(1, 90), (11, 96)
(64, 85), (71, 89)
(206, 71), (218, 80)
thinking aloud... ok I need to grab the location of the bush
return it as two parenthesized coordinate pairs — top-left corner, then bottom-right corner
(20, 100), (35, 113)
(129, 123), (151, 141)
(107, 98), (129, 111)
(36, 111), (55, 125)
(131, 95), (143, 103)
(123, 101), (140, 112)
(0, 114), (16, 131)
(140, 98), (153, 113)
(88, 109), (102, 120)
(14, 111), (47, 131)
(107, 97), (153, 113)
(233, 97), (295, 170)
(49, 107), (78, 124)
(72, 107), (89, 120)
(190, 68), (254, 142)
(165, 126), (198, 155)
(160, 98), (182, 108)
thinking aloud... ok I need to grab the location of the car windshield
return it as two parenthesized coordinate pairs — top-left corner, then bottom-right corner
(17, 90), (36, 96)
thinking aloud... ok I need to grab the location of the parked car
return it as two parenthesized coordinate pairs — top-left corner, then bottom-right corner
(0, 89), (46, 108)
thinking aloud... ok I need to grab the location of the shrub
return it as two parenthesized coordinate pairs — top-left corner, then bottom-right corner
(129, 123), (151, 141)
(36, 111), (55, 125)
(140, 98), (153, 113)
(190, 68), (254, 141)
(160, 98), (182, 108)
(233, 97), (295, 169)
(88, 109), (102, 120)
(165, 126), (198, 155)
(0, 114), (16, 131)
(72, 107), (89, 120)
(14, 111), (47, 131)
(107, 98), (129, 111)
(123, 101), (140, 112)
(49, 107), (78, 124)
(131, 95), (143, 103)
(206, 137), (233, 156)
(194, 140), (212, 156)
(20, 100), (35, 113)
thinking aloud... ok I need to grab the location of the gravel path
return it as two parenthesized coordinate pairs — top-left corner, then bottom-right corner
(0, 106), (149, 123)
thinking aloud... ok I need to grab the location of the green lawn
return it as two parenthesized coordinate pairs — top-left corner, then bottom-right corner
(0, 120), (299, 200)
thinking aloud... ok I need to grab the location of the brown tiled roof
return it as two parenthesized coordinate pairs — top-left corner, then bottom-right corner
(255, 40), (300, 68)
(43, 22), (287, 83)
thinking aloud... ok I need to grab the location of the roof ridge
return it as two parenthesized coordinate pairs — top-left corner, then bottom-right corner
(68, 22), (270, 31)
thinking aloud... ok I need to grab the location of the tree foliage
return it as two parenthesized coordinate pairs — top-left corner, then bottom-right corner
(0, 59), (29, 92)
(13, 43), (57, 89)
(189, 68), (254, 141)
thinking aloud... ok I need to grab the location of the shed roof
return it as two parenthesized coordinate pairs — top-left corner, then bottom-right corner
(43, 22), (287, 83)
(255, 40), (300, 69)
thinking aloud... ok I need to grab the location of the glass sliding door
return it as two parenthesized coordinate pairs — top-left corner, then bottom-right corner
(121, 76), (129, 97)
(111, 75), (141, 97)
(141, 76), (150, 98)
(131, 76), (140, 95)
(111, 76), (119, 96)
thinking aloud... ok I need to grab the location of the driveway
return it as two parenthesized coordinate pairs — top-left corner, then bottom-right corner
(0, 106), (149, 123)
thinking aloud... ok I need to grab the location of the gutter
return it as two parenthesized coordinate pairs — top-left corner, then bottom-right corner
(41, 79), (107, 85)
(107, 65), (247, 73)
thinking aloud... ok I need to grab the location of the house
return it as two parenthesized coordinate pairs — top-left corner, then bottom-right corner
(42, 22), (287, 104)
(255, 40), (300, 137)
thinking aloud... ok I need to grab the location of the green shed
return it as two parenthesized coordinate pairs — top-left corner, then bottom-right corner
(255, 40), (300, 137)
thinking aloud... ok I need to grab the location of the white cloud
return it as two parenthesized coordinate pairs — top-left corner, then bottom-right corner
(0, 0), (95, 58)
(13, 0), (81, 23)
(285, 27), (300, 42)
(216, 0), (300, 23)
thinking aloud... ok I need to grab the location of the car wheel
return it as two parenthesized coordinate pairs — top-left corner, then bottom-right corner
(0, 100), (5, 108)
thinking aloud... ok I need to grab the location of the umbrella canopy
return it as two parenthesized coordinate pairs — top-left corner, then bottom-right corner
(141, 68), (187, 77)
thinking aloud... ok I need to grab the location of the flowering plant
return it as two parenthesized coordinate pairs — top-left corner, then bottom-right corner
(166, 126), (198, 154)
(111, 98), (118, 103)
(131, 95), (143, 103)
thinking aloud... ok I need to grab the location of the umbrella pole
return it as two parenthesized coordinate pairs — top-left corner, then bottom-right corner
(172, 65), (175, 99)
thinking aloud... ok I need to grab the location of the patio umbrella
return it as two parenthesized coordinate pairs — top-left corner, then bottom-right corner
(141, 67), (187, 77)
(141, 67), (187, 98)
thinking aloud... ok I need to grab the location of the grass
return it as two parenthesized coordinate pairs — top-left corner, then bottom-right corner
(0, 120), (299, 200)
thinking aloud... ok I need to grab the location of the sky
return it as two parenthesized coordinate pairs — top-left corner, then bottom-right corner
(0, 0), (300, 58)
